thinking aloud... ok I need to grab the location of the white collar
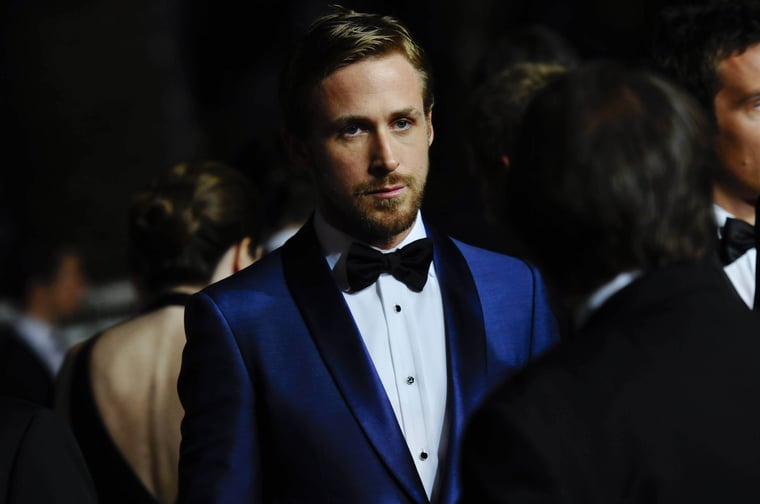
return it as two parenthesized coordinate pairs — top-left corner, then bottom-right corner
(713, 203), (734, 230)
(574, 270), (642, 329)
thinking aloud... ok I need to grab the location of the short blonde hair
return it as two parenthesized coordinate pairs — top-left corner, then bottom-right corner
(278, 4), (434, 138)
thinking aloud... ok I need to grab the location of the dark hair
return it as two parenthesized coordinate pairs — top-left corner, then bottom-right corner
(469, 62), (568, 168)
(13, 239), (82, 305)
(278, 4), (434, 139)
(467, 62), (568, 225)
(127, 161), (261, 295)
(470, 24), (580, 86)
(651, 0), (760, 118)
(506, 61), (716, 301)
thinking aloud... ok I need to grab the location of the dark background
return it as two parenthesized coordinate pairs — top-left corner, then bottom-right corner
(1, 0), (694, 294)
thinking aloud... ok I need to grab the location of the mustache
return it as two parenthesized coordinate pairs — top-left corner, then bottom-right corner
(354, 174), (414, 195)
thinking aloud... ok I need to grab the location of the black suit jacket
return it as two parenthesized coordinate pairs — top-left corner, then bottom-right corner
(0, 396), (97, 503)
(0, 324), (54, 407)
(459, 259), (760, 503)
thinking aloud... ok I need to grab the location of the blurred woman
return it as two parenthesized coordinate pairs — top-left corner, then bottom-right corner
(56, 161), (262, 504)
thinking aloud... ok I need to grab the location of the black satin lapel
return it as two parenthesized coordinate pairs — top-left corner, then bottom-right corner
(427, 227), (487, 500)
(710, 247), (747, 307)
(282, 222), (427, 502)
(431, 228), (488, 415)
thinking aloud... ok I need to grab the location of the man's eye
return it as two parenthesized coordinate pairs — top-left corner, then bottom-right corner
(394, 119), (411, 130)
(341, 125), (362, 137)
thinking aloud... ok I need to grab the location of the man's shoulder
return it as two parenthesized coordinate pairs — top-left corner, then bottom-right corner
(445, 235), (537, 282)
(0, 322), (34, 355)
(0, 396), (49, 430)
(198, 248), (290, 305)
(0, 320), (19, 338)
(451, 236), (530, 265)
(0, 396), (98, 503)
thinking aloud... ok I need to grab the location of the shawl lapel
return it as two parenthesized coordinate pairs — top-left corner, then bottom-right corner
(282, 222), (427, 502)
(426, 226), (487, 502)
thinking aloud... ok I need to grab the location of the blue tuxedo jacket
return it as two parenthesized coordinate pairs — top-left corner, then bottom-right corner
(177, 219), (558, 504)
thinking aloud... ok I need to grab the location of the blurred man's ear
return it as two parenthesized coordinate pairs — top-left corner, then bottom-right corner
(500, 154), (511, 170)
(283, 130), (313, 172)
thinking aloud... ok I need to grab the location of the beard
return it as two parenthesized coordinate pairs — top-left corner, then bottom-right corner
(326, 173), (426, 246)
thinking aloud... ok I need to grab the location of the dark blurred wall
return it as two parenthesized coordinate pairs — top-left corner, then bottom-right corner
(3, 0), (203, 289)
(1, 0), (689, 289)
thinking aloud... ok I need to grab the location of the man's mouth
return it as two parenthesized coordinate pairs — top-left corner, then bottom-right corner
(367, 185), (405, 199)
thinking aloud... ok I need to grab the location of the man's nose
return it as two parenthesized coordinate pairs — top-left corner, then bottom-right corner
(370, 130), (399, 173)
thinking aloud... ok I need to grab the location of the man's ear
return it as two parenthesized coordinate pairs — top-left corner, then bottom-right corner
(426, 109), (434, 146)
(283, 130), (312, 170)
(500, 154), (511, 171)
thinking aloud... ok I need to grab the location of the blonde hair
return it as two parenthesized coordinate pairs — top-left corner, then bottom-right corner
(279, 4), (434, 138)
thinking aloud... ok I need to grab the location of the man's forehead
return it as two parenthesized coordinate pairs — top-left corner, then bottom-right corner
(716, 44), (760, 94)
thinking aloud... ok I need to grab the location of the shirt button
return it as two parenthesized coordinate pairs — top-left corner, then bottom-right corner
(406, 376), (415, 385)
(394, 304), (401, 312)
(419, 451), (428, 461)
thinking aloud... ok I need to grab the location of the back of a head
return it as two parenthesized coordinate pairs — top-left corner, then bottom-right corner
(471, 24), (581, 85)
(651, 0), (760, 115)
(468, 62), (569, 225)
(128, 161), (261, 298)
(278, 4), (434, 139)
(469, 62), (570, 166)
(506, 61), (716, 302)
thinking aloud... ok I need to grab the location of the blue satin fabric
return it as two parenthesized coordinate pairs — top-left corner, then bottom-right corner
(177, 218), (559, 504)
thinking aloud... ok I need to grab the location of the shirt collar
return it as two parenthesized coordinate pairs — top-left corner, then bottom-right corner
(14, 314), (55, 343)
(713, 203), (733, 230)
(574, 270), (642, 330)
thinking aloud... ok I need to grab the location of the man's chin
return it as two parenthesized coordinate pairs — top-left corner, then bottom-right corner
(355, 205), (418, 241)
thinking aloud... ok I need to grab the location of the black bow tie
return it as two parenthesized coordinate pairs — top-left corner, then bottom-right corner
(719, 217), (756, 265)
(345, 238), (434, 292)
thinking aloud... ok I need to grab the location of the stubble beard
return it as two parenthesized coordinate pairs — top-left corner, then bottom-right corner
(347, 174), (426, 245)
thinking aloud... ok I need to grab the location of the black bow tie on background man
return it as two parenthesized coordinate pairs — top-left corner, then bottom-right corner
(717, 197), (760, 310)
(345, 238), (434, 292)
(719, 217), (756, 265)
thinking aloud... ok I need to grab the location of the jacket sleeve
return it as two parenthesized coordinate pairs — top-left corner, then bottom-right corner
(177, 291), (261, 504)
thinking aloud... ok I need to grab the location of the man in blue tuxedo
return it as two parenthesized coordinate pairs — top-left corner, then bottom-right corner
(176, 5), (559, 504)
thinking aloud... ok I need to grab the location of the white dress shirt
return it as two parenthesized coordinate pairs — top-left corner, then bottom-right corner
(714, 204), (756, 308)
(314, 210), (447, 499)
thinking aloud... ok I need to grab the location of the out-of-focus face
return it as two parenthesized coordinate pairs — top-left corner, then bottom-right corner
(296, 52), (434, 249)
(713, 43), (760, 221)
(49, 252), (88, 321)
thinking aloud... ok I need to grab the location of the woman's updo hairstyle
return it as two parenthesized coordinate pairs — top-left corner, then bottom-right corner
(127, 161), (261, 297)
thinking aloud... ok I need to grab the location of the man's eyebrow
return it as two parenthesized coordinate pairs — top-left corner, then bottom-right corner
(332, 114), (367, 126)
(330, 107), (423, 127)
(392, 107), (423, 118)
(740, 91), (760, 107)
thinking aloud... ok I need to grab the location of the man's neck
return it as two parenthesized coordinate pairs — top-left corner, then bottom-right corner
(314, 209), (424, 251)
(25, 303), (57, 327)
(713, 186), (757, 224)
